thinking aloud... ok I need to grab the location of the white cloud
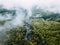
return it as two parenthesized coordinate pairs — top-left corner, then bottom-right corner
(0, 0), (60, 12)
(0, 0), (39, 9)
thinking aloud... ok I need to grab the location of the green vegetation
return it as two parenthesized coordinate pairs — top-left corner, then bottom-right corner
(29, 18), (60, 45)
(4, 18), (60, 45)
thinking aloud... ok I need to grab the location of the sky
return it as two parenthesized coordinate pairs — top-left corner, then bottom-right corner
(0, 0), (60, 13)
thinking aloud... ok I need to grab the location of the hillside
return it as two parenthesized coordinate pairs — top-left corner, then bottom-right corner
(3, 18), (60, 45)
(0, 5), (60, 45)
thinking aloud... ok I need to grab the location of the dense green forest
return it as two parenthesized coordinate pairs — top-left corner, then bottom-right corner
(0, 5), (60, 45)
(3, 18), (60, 45)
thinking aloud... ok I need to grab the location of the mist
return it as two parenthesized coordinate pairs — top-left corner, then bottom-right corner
(0, 7), (28, 31)
(0, 0), (60, 31)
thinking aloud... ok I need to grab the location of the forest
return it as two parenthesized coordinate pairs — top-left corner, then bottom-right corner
(0, 5), (60, 45)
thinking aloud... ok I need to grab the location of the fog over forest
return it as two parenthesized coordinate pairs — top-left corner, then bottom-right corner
(0, 0), (60, 45)
(0, 0), (60, 31)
